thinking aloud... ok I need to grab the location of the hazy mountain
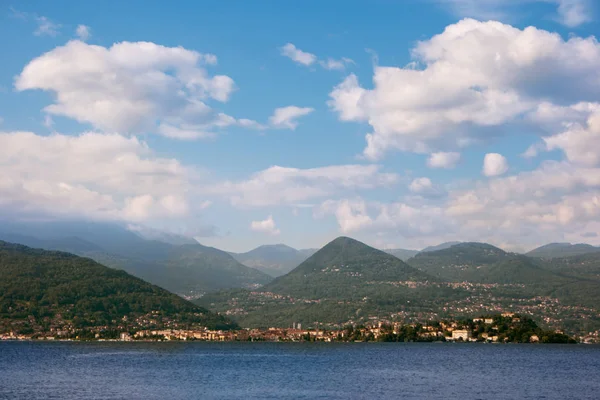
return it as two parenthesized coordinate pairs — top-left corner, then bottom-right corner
(384, 248), (419, 261)
(0, 220), (272, 297)
(526, 243), (600, 259)
(420, 241), (462, 253)
(0, 241), (236, 335)
(125, 225), (199, 246)
(230, 244), (317, 277)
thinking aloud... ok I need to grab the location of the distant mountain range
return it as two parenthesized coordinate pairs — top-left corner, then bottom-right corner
(0, 241), (236, 337)
(3, 219), (600, 336)
(0, 221), (271, 298)
(199, 238), (600, 336)
(229, 244), (317, 277)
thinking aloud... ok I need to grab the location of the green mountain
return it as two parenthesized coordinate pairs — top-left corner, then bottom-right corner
(0, 241), (236, 337)
(198, 237), (467, 328)
(384, 248), (419, 261)
(406, 242), (512, 281)
(230, 244), (316, 277)
(264, 237), (434, 297)
(526, 242), (600, 259)
(0, 221), (272, 297)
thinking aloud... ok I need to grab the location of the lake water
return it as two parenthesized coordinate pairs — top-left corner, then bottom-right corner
(1, 342), (599, 399)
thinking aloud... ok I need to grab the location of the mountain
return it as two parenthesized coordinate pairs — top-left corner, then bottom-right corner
(264, 237), (434, 297)
(384, 248), (419, 261)
(230, 244), (317, 277)
(526, 243), (600, 259)
(406, 242), (512, 281)
(198, 237), (468, 328)
(420, 241), (462, 253)
(0, 241), (236, 337)
(0, 221), (272, 297)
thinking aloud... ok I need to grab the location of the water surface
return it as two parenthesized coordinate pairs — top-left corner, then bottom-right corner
(1, 342), (599, 399)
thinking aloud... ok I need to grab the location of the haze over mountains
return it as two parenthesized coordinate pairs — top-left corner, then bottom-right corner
(229, 244), (317, 277)
(0, 221), (271, 298)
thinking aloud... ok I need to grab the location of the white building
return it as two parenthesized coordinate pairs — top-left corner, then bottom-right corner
(451, 329), (472, 341)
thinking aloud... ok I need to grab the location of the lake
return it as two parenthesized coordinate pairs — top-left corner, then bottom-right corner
(1, 342), (599, 399)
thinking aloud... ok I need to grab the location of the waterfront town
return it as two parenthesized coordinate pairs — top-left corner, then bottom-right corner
(1, 313), (590, 343)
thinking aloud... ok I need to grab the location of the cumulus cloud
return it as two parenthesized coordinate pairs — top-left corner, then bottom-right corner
(0, 130), (201, 222)
(317, 198), (447, 237)
(281, 43), (354, 71)
(409, 177), (446, 198)
(483, 153), (509, 177)
(268, 106), (314, 130)
(15, 40), (240, 139)
(427, 152), (461, 169)
(250, 215), (281, 235)
(210, 164), (398, 207)
(329, 19), (600, 159)
(543, 111), (600, 166)
(75, 25), (91, 41)
(317, 158), (600, 249)
(280, 43), (317, 66)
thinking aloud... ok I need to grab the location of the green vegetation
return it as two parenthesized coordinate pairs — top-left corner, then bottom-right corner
(198, 238), (600, 337)
(0, 241), (237, 337)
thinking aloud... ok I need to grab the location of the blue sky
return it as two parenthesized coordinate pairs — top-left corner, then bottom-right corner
(1, 0), (600, 252)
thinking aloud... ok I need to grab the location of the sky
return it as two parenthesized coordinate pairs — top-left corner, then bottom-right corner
(1, 0), (600, 252)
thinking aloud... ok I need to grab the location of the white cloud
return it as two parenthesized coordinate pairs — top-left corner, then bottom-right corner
(250, 215), (281, 235)
(34, 16), (61, 37)
(268, 106), (314, 130)
(211, 164), (398, 207)
(317, 157), (600, 249)
(280, 43), (317, 66)
(75, 24), (91, 41)
(329, 19), (600, 159)
(16, 40), (238, 139)
(409, 177), (446, 198)
(427, 152), (461, 169)
(0, 131), (201, 222)
(554, 0), (592, 27)
(319, 57), (355, 71)
(43, 115), (54, 129)
(483, 153), (509, 177)
(543, 111), (600, 166)
(317, 198), (446, 237)
(281, 43), (354, 71)
(437, 0), (592, 27)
